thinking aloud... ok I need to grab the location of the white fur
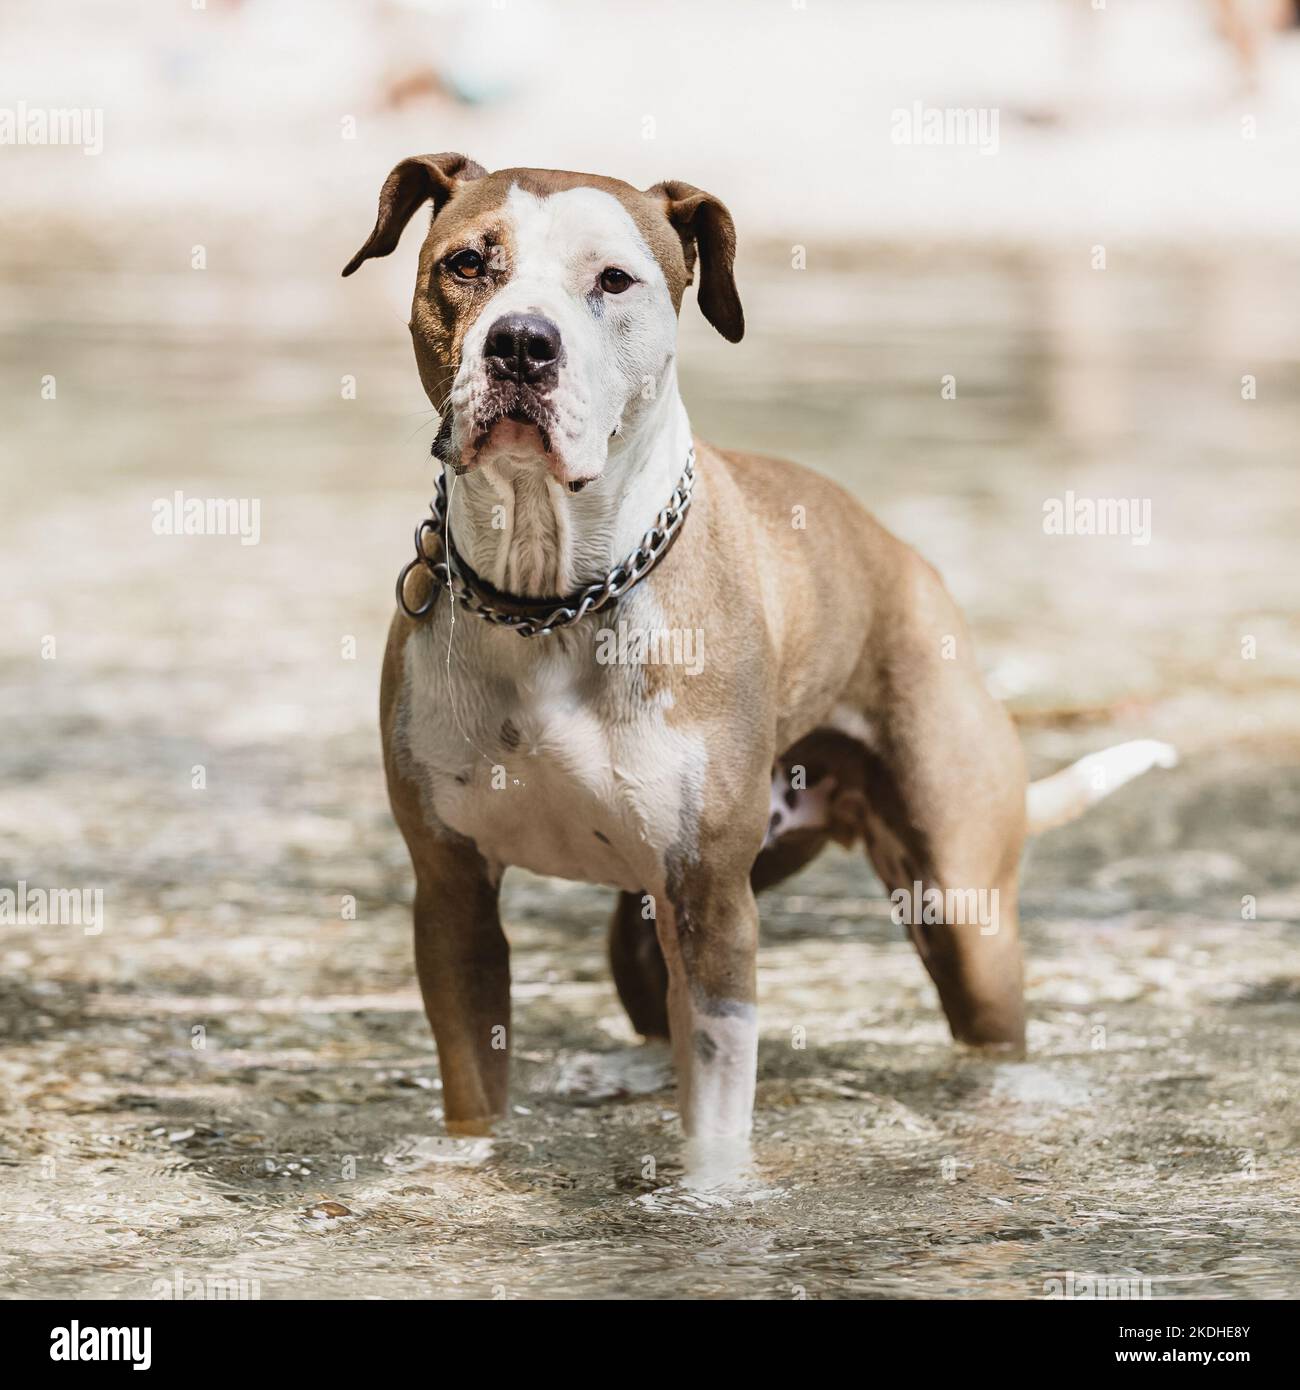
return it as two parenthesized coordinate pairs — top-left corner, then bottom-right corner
(828, 703), (878, 750)
(674, 1005), (759, 1142)
(398, 593), (708, 893)
(1026, 738), (1178, 835)
(764, 767), (837, 848)
(446, 186), (686, 596)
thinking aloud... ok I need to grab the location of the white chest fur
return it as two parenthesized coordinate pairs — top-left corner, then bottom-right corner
(395, 596), (706, 893)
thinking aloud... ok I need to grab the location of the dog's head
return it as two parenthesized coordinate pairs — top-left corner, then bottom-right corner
(343, 156), (742, 485)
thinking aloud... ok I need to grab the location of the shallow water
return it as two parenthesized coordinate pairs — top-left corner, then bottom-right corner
(1, 248), (1298, 1299)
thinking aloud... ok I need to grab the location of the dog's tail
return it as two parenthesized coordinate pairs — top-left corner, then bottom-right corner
(1025, 739), (1178, 836)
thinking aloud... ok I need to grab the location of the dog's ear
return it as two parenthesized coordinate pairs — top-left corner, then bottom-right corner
(342, 152), (487, 277)
(646, 179), (743, 342)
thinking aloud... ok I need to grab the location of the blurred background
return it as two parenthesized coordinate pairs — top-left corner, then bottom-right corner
(2, 0), (1298, 1299)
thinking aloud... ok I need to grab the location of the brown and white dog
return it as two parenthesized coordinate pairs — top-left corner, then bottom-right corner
(345, 154), (1174, 1159)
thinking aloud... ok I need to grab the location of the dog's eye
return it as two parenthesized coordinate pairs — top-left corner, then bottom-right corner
(599, 267), (634, 294)
(447, 249), (486, 280)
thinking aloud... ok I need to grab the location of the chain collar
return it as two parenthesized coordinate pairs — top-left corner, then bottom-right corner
(396, 448), (696, 638)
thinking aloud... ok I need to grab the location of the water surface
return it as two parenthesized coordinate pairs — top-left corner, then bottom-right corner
(2, 249), (1297, 1298)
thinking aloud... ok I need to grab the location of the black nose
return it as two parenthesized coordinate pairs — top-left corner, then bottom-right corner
(484, 313), (562, 384)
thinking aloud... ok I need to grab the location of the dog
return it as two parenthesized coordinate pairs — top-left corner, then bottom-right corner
(344, 154), (1174, 1149)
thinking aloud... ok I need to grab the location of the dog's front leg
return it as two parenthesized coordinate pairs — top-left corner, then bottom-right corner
(411, 852), (510, 1136)
(655, 869), (760, 1149)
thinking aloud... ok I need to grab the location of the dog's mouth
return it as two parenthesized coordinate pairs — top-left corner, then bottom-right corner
(478, 404), (553, 459)
(437, 387), (567, 479)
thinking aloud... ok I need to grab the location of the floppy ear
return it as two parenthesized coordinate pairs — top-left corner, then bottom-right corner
(646, 179), (744, 342)
(342, 152), (486, 277)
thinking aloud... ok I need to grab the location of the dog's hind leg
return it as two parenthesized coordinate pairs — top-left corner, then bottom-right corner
(852, 570), (1028, 1048)
(859, 739), (1026, 1048)
(608, 891), (670, 1040)
(750, 829), (829, 893)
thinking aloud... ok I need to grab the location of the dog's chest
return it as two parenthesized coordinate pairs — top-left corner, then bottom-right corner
(398, 622), (702, 891)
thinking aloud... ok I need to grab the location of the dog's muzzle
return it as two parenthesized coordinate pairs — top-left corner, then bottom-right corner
(438, 312), (568, 473)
